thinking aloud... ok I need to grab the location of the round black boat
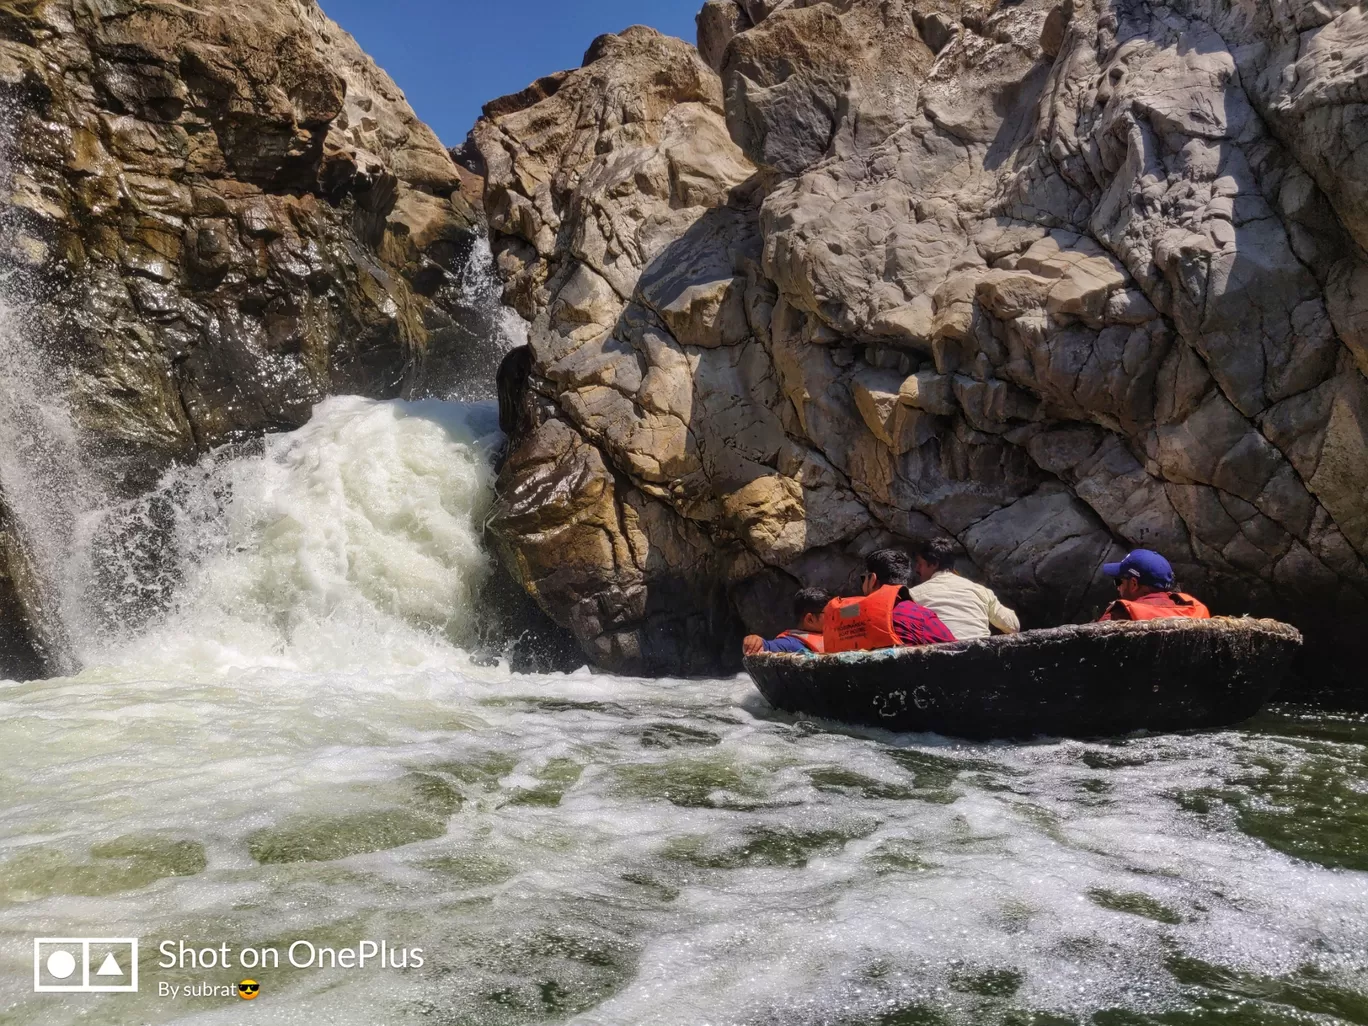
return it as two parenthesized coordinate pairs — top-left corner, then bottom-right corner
(744, 618), (1303, 740)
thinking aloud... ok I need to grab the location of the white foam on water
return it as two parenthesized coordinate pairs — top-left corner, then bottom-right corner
(3, 660), (1366, 1026)
(83, 395), (503, 675)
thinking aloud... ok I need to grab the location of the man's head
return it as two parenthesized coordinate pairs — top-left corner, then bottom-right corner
(913, 537), (958, 583)
(862, 549), (913, 595)
(793, 587), (831, 631)
(1103, 549), (1175, 601)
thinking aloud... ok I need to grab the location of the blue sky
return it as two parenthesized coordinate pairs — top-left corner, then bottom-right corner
(318, 0), (704, 146)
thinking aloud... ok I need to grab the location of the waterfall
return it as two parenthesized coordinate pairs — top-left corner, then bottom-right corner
(423, 233), (529, 401)
(91, 395), (504, 674)
(0, 130), (100, 675)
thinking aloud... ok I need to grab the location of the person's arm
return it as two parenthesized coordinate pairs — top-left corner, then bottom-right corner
(743, 634), (811, 655)
(986, 590), (1020, 634)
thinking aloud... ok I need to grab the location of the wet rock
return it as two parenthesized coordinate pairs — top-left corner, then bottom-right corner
(476, 1), (1368, 699)
(0, 494), (46, 681)
(472, 566), (585, 674)
(474, 28), (755, 673)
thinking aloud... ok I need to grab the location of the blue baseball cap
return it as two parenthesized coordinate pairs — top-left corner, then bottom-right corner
(1103, 549), (1175, 589)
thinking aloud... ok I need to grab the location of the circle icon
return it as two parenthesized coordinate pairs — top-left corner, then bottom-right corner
(238, 979), (259, 1000)
(46, 950), (77, 980)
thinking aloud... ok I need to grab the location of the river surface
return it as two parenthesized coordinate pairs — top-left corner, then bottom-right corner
(1, 398), (1366, 1026)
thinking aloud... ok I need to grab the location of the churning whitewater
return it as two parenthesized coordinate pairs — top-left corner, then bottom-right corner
(86, 395), (505, 674)
(1, 395), (1366, 1026)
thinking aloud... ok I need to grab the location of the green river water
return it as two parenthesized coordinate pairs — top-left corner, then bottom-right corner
(1, 667), (1364, 1026)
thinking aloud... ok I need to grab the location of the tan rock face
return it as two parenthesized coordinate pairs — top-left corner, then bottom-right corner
(0, 0), (483, 472)
(478, 28), (763, 673)
(487, 2), (1368, 692)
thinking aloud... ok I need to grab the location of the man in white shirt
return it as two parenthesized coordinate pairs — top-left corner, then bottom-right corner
(910, 538), (1021, 641)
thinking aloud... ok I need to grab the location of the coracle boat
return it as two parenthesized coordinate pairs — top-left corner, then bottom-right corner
(744, 617), (1303, 740)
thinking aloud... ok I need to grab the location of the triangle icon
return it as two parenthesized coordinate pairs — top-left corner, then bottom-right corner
(95, 952), (124, 976)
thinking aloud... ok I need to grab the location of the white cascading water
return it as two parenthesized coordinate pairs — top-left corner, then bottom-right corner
(454, 229), (528, 393)
(90, 395), (503, 674)
(0, 153), (96, 673)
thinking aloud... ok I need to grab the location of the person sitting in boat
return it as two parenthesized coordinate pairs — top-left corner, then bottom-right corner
(910, 537), (1021, 641)
(742, 588), (832, 655)
(1098, 549), (1211, 621)
(823, 549), (957, 652)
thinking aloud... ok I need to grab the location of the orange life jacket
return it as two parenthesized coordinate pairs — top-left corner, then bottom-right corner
(1102, 592), (1211, 622)
(776, 630), (825, 653)
(823, 585), (906, 653)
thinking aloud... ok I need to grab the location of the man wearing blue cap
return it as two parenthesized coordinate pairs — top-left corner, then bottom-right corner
(1098, 549), (1211, 622)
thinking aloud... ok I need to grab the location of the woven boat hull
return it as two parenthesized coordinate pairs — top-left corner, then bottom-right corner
(743, 618), (1303, 740)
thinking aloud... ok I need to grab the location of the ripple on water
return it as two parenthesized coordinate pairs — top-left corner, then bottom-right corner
(1, 675), (1365, 1026)
(1171, 711), (1368, 873)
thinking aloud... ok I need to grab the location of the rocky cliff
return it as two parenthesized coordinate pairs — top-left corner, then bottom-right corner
(0, 0), (487, 675)
(482, 1), (1368, 697)
(0, 484), (43, 678)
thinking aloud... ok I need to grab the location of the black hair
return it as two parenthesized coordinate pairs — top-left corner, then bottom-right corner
(916, 537), (959, 572)
(793, 587), (831, 619)
(865, 548), (913, 587)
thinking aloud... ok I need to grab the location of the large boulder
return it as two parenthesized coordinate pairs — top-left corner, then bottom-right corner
(484, 2), (1368, 699)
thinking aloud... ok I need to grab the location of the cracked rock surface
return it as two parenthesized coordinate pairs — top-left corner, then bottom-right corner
(483, 3), (1366, 694)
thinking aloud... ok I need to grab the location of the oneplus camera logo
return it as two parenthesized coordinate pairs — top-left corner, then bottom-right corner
(34, 938), (138, 993)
